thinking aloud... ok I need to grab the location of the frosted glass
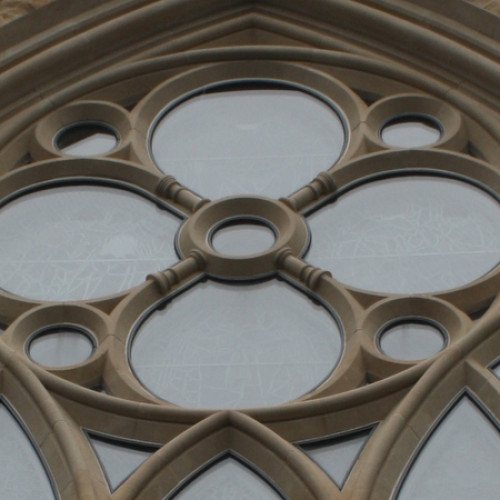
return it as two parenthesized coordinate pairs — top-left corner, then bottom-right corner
(151, 88), (345, 199)
(397, 397), (500, 499)
(130, 280), (342, 409)
(211, 222), (275, 256)
(0, 185), (180, 301)
(300, 429), (370, 488)
(379, 322), (445, 361)
(29, 327), (94, 367)
(492, 363), (500, 380)
(57, 124), (117, 156)
(89, 435), (156, 491)
(307, 176), (500, 294)
(0, 402), (55, 499)
(381, 117), (440, 148)
(171, 457), (282, 499)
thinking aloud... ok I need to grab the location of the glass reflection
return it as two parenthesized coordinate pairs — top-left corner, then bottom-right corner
(397, 396), (500, 499)
(130, 279), (342, 409)
(151, 86), (345, 199)
(0, 401), (55, 499)
(170, 457), (282, 499)
(0, 185), (180, 301)
(307, 176), (500, 294)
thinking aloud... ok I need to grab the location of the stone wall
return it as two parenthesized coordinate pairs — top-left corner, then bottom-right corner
(0, 0), (53, 26)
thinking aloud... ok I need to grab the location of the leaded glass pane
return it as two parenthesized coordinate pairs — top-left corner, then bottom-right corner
(397, 397), (500, 499)
(151, 87), (345, 198)
(130, 280), (342, 409)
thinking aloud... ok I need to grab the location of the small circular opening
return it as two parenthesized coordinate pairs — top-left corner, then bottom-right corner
(55, 122), (118, 156)
(381, 115), (441, 148)
(28, 326), (95, 367)
(378, 319), (446, 361)
(211, 219), (276, 256)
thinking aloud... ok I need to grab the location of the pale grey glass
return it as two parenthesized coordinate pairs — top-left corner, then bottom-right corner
(89, 436), (155, 491)
(0, 185), (180, 301)
(130, 280), (342, 409)
(29, 327), (94, 367)
(492, 363), (500, 380)
(307, 176), (500, 294)
(172, 457), (282, 500)
(379, 322), (445, 361)
(300, 429), (370, 488)
(211, 222), (275, 256)
(397, 397), (500, 499)
(0, 402), (55, 499)
(57, 124), (117, 156)
(381, 118), (440, 148)
(151, 88), (345, 199)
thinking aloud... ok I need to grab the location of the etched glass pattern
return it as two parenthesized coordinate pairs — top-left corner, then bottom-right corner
(0, 401), (55, 499)
(307, 176), (500, 294)
(130, 279), (342, 409)
(171, 457), (282, 499)
(151, 88), (345, 198)
(397, 397), (500, 499)
(0, 185), (180, 301)
(379, 321), (445, 361)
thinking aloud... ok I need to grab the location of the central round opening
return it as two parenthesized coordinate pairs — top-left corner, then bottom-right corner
(211, 219), (276, 256)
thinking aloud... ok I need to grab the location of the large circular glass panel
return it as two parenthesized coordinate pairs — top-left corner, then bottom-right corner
(0, 185), (180, 301)
(307, 176), (500, 294)
(28, 326), (94, 367)
(378, 320), (446, 361)
(381, 116), (441, 148)
(211, 220), (276, 256)
(130, 280), (342, 409)
(150, 86), (346, 199)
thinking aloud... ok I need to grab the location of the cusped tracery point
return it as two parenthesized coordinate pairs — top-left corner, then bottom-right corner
(306, 175), (500, 295)
(0, 184), (180, 301)
(129, 279), (343, 409)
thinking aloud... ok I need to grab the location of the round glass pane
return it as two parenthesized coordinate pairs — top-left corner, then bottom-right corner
(306, 176), (500, 294)
(130, 280), (343, 409)
(211, 220), (276, 256)
(56, 123), (118, 156)
(29, 326), (94, 367)
(381, 116), (441, 148)
(150, 87), (345, 199)
(0, 185), (180, 301)
(379, 321), (445, 360)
